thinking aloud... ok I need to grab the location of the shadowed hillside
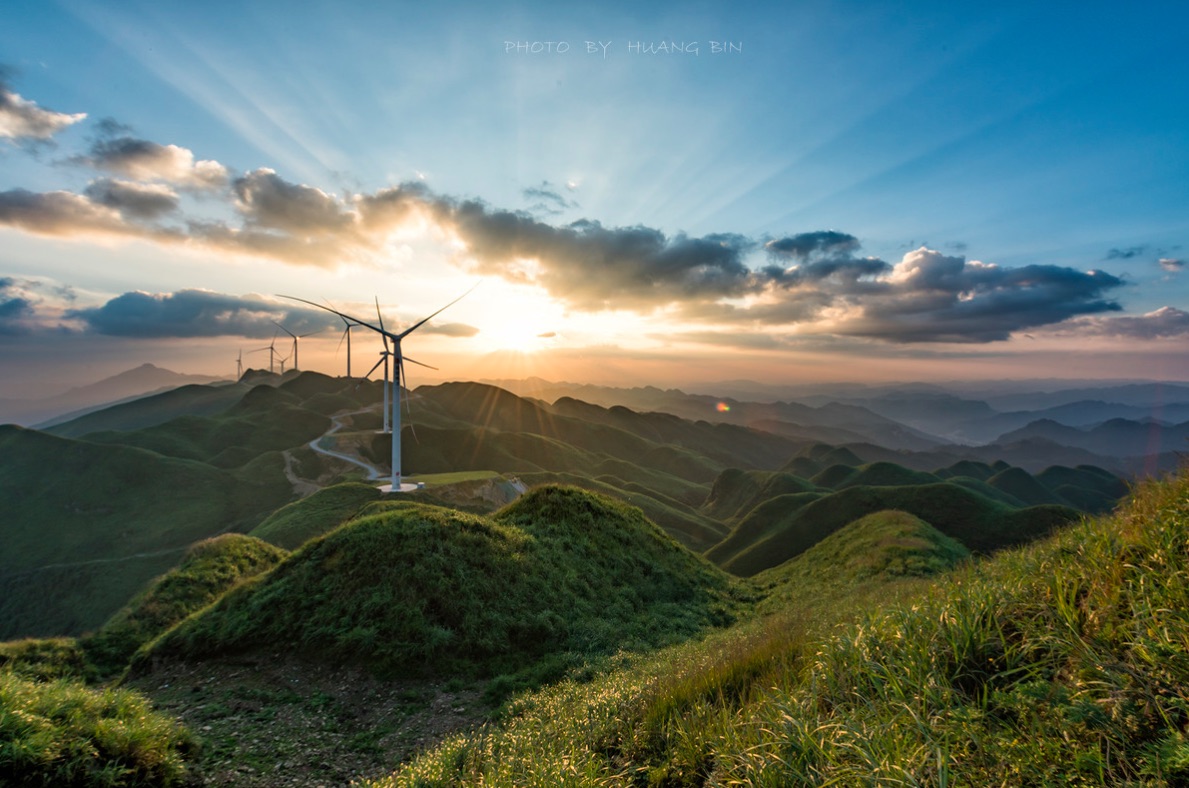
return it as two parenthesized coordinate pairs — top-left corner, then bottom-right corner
(0, 425), (293, 639)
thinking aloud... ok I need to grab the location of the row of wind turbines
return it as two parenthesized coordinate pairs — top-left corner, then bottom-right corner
(234, 289), (473, 492)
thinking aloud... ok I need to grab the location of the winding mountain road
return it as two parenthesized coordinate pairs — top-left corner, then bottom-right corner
(305, 409), (383, 480)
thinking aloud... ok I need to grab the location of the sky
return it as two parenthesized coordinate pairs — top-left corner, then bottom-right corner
(2, 0), (1188, 397)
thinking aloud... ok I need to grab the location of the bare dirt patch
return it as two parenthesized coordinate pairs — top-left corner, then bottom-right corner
(130, 655), (489, 786)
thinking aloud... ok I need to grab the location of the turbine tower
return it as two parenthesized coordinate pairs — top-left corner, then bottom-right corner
(236, 349), (243, 380)
(278, 287), (474, 492)
(336, 315), (354, 378)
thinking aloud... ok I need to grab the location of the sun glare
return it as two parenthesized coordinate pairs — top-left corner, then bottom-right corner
(479, 316), (555, 353)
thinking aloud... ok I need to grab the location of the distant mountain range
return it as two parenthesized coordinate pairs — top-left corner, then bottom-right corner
(0, 363), (229, 427)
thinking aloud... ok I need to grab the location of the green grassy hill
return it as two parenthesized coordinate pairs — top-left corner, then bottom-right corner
(700, 468), (818, 522)
(140, 486), (742, 682)
(713, 482), (1077, 576)
(45, 382), (251, 439)
(83, 534), (287, 675)
(758, 509), (971, 593)
(249, 482), (382, 550)
(0, 425), (292, 639)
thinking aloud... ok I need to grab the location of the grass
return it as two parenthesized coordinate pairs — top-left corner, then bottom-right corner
(405, 470), (503, 485)
(82, 534), (287, 677)
(0, 425), (293, 639)
(0, 671), (194, 786)
(362, 467), (1189, 787)
(249, 482), (381, 549)
(714, 481), (1078, 576)
(139, 486), (744, 691)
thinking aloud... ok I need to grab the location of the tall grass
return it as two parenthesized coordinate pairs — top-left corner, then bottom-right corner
(0, 672), (193, 786)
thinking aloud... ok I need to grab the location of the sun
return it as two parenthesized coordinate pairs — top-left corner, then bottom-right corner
(479, 317), (555, 353)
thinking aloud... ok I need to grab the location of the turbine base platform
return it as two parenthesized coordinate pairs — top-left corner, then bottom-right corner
(378, 482), (424, 494)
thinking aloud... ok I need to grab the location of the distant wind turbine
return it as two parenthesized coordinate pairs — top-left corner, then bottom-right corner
(246, 332), (280, 374)
(236, 349), (243, 380)
(277, 286), (476, 492)
(272, 320), (323, 372)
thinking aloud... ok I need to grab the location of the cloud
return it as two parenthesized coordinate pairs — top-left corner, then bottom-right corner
(764, 230), (861, 261)
(65, 288), (480, 340)
(83, 178), (179, 220)
(1106, 245), (1148, 260)
(0, 277), (36, 335)
(0, 188), (156, 238)
(1051, 306), (1189, 339)
(67, 289), (340, 338)
(1159, 258), (1185, 273)
(420, 322), (479, 338)
(233, 168), (349, 233)
(80, 136), (228, 190)
(523, 180), (579, 215)
(0, 78), (86, 142)
(824, 248), (1125, 343)
(440, 199), (761, 309)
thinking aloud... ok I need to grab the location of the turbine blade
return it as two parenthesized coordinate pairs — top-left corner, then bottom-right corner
(362, 356), (384, 380)
(375, 296), (386, 333)
(398, 282), (479, 339)
(276, 294), (389, 338)
(335, 327), (348, 356)
(399, 356), (420, 445)
(271, 320), (297, 339)
(403, 355), (438, 371)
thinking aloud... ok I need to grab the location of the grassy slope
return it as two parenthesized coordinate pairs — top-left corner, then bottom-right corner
(718, 482), (1077, 576)
(249, 482), (382, 550)
(366, 469), (1189, 788)
(0, 425), (292, 639)
(141, 486), (742, 682)
(44, 382), (250, 439)
(83, 534), (287, 676)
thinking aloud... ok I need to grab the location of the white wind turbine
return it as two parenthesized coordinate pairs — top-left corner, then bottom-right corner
(246, 332), (280, 374)
(278, 287), (474, 492)
(236, 349), (243, 380)
(272, 320), (322, 372)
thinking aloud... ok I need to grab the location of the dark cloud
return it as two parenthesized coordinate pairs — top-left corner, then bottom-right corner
(80, 136), (228, 189)
(1159, 258), (1185, 273)
(1106, 245), (1148, 260)
(0, 277), (36, 335)
(233, 168), (348, 233)
(0, 188), (149, 238)
(440, 198), (760, 309)
(83, 178), (179, 220)
(765, 231), (860, 261)
(0, 76), (86, 142)
(67, 290), (340, 338)
(829, 249), (1125, 343)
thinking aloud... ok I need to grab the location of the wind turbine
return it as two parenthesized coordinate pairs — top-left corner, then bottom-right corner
(236, 349), (243, 380)
(277, 287), (475, 492)
(246, 332), (279, 374)
(272, 320), (323, 372)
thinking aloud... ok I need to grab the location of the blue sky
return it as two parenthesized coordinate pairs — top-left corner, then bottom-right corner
(2, 0), (1188, 394)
